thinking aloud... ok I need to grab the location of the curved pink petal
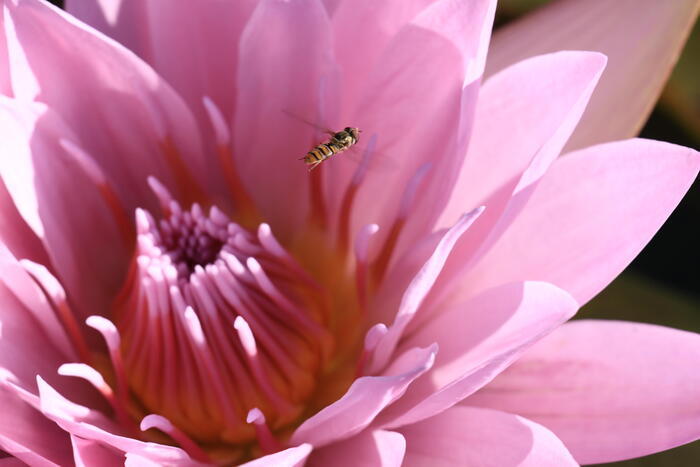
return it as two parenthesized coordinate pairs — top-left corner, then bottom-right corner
(0, 457), (26, 467)
(63, 0), (149, 58)
(0, 11), (9, 96)
(487, 0), (699, 151)
(0, 244), (77, 377)
(308, 430), (405, 467)
(399, 406), (577, 466)
(468, 320), (700, 464)
(321, 0), (342, 16)
(437, 51), (606, 232)
(68, 0), (258, 208)
(240, 444), (312, 467)
(432, 52), (606, 304)
(330, 0), (496, 258)
(369, 207), (484, 373)
(0, 97), (130, 320)
(4, 0), (206, 209)
(455, 139), (700, 306)
(34, 377), (196, 466)
(377, 281), (577, 429)
(72, 435), (123, 467)
(232, 0), (336, 238)
(68, 0), (255, 123)
(124, 453), (162, 467)
(331, 0), (437, 109)
(0, 177), (48, 266)
(291, 345), (437, 448)
(370, 228), (446, 327)
(0, 390), (71, 467)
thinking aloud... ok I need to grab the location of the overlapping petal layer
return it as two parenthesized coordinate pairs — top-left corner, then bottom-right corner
(399, 406), (577, 466)
(0, 0), (697, 465)
(468, 320), (700, 464)
(487, 0), (700, 151)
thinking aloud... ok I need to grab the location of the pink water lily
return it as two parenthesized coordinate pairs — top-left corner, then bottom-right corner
(0, 0), (699, 465)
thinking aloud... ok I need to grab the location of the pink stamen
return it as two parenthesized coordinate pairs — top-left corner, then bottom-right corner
(234, 316), (297, 417)
(182, 306), (242, 426)
(141, 414), (212, 463)
(246, 408), (283, 454)
(373, 162), (432, 282)
(353, 224), (379, 312)
(356, 323), (388, 377)
(246, 257), (323, 336)
(258, 223), (320, 290)
(202, 96), (231, 146)
(58, 363), (136, 433)
(187, 271), (259, 409)
(398, 162), (433, 218)
(336, 135), (378, 253)
(160, 137), (206, 206)
(205, 263), (303, 382)
(203, 96), (258, 226)
(147, 176), (174, 217)
(85, 316), (129, 408)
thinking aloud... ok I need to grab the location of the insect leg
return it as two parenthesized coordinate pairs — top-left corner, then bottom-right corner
(308, 160), (323, 172)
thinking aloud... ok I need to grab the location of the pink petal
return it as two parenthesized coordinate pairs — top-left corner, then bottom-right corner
(0, 457), (26, 467)
(487, 0), (699, 152)
(432, 52), (606, 302)
(0, 10), (9, 95)
(124, 453), (163, 467)
(468, 320), (700, 464)
(308, 430), (405, 467)
(368, 207), (484, 373)
(291, 345), (437, 448)
(4, 0), (206, 209)
(72, 435), (123, 467)
(399, 406), (576, 466)
(232, 0), (335, 238)
(239, 444), (312, 467)
(68, 0), (258, 207)
(376, 281), (577, 429)
(331, 0), (437, 109)
(0, 97), (129, 321)
(0, 244), (78, 378)
(34, 377), (195, 466)
(63, 0), (149, 57)
(370, 228), (446, 327)
(437, 51), (606, 232)
(0, 177), (48, 270)
(321, 0), (342, 16)
(330, 0), (496, 258)
(0, 389), (72, 466)
(68, 0), (255, 122)
(134, 1), (257, 124)
(455, 139), (700, 306)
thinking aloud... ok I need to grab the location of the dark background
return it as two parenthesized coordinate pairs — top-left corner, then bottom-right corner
(46, 0), (700, 465)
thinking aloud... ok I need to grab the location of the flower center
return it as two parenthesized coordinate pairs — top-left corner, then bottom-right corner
(111, 196), (346, 461)
(158, 206), (226, 279)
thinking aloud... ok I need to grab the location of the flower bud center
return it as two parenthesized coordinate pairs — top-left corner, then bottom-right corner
(112, 200), (339, 457)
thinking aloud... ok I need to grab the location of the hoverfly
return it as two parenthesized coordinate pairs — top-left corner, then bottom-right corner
(282, 110), (365, 171)
(301, 126), (361, 171)
(283, 110), (392, 172)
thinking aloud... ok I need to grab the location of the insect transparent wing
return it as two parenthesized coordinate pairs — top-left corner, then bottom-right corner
(282, 109), (335, 136)
(339, 139), (398, 173)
